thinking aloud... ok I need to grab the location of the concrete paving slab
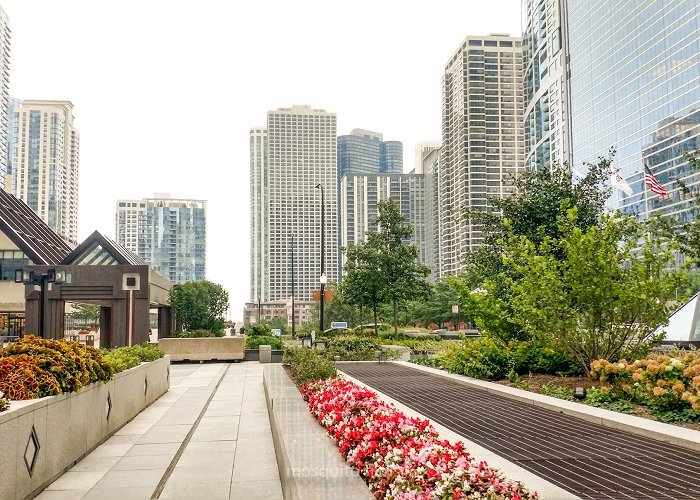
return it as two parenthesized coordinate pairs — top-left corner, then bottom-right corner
(35, 363), (283, 500)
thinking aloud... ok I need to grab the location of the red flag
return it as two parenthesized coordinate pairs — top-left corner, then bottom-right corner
(644, 164), (667, 196)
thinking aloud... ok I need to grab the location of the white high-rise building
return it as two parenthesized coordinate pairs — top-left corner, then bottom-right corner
(0, 7), (10, 190)
(522, 0), (572, 170)
(10, 100), (80, 245)
(439, 34), (525, 276)
(250, 105), (338, 303)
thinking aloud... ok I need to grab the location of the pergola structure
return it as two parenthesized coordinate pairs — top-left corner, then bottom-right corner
(22, 231), (173, 347)
(0, 188), (173, 347)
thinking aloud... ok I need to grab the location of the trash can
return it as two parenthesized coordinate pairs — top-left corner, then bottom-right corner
(85, 334), (95, 347)
(259, 345), (272, 364)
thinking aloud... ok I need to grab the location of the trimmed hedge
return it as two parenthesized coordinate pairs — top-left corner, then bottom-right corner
(283, 347), (336, 385)
(245, 335), (283, 350)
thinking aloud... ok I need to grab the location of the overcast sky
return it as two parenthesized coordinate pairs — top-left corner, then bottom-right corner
(1, 0), (522, 320)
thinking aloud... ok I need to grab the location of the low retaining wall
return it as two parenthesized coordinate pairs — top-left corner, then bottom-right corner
(158, 336), (245, 361)
(0, 356), (170, 500)
(263, 364), (372, 500)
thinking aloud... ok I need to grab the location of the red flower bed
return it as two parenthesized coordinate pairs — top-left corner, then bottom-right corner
(301, 378), (538, 499)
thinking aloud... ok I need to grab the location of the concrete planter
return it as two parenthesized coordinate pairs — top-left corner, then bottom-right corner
(0, 356), (170, 500)
(158, 336), (245, 361)
(244, 348), (284, 362)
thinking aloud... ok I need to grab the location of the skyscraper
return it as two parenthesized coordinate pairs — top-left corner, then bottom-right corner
(9, 100), (80, 245)
(250, 105), (338, 303)
(522, 0), (572, 170)
(337, 129), (403, 178)
(567, 1), (700, 222)
(0, 7), (10, 190)
(339, 172), (426, 269)
(439, 34), (525, 276)
(115, 194), (206, 283)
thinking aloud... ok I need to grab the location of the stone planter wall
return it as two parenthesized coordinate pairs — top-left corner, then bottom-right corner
(0, 356), (170, 500)
(158, 336), (245, 361)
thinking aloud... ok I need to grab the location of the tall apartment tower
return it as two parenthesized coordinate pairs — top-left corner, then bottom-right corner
(250, 126), (268, 303)
(339, 172), (426, 270)
(418, 144), (441, 280)
(566, 1), (700, 221)
(249, 105), (338, 303)
(0, 7), (10, 190)
(10, 100), (80, 245)
(439, 34), (525, 276)
(522, 0), (572, 170)
(115, 194), (207, 283)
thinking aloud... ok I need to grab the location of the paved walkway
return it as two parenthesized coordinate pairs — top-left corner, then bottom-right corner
(339, 362), (700, 500)
(36, 363), (283, 500)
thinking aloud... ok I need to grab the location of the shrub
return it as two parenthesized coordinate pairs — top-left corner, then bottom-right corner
(245, 335), (283, 350)
(0, 393), (8, 412)
(439, 337), (511, 380)
(0, 335), (113, 393)
(509, 341), (582, 376)
(590, 353), (700, 413)
(246, 323), (272, 337)
(325, 336), (380, 361)
(176, 329), (216, 338)
(103, 343), (164, 373)
(283, 347), (336, 385)
(0, 354), (63, 399)
(539, 382), (574, 401)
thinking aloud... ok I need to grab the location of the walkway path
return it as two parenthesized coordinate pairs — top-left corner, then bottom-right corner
(36, 363), (283, 500)
(338, 361), (700, 500)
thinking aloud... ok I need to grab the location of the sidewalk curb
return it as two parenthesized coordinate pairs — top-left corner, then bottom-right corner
(394, 360), (700, 453)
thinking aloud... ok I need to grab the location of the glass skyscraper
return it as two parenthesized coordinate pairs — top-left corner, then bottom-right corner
(337, 129), (403, 178)
(522, 0), (572, 170)
(567, 1), (700, 220)
(115, 195), (207, 283)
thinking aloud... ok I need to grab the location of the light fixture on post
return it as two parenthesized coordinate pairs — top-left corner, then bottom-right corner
(15, 268), (72, 338)
(319, 273), (327, 335)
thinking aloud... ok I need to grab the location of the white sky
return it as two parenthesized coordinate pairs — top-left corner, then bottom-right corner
(1, 0), (522, 321)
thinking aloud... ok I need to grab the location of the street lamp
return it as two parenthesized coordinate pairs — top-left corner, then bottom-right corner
(319, 273), (327, 334)
(15, 268), (72, 338)
(315, 183), (326, 334)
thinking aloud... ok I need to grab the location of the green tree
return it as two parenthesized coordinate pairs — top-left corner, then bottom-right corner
(494, 209), (688, 374)
(407, 277), (467, 329)
(169, 280), (229, 335)
(68, 303), (101, 320)
(340, 241), (384, 335)
(261, 317), (288, 335)
(464, 155), (614, 341)
(372, 199), (431, 338)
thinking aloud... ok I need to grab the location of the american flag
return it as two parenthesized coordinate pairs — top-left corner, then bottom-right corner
(644, 165), (667, 196)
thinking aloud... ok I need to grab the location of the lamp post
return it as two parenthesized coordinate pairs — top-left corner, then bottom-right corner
(290, 234), (296, 337)
(315, 183), (325, 334)
(15, 268), (72, 338)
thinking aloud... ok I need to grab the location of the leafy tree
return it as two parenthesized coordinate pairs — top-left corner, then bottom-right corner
(493, 209), (688, 374)
(407, 277), (468, 329)
(260, 317), (288, 335)
(340, 241), (384, 336)
(371, 199), (431, 338)
(322, 282), (361, 330)
(68, 303), (100, 320)
(464, 155), (614, 341)
(169, 280), (229, 335)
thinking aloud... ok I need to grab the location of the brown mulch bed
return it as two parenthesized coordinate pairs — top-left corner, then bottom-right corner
(495, 374), (700, 431)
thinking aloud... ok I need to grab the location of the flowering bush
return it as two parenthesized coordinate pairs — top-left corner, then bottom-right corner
(301, 378), (538, 499)
(590, 352), (700, 412)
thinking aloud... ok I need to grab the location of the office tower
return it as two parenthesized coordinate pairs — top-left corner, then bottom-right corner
(339, 172), (426, 270)
(115, 194), (206, 283)
(522, 0), (572, 170)
(567, 1), (700, 221)
(250, 105), (338, 303)
(10, 100), (80, 245)
(0, 7), (9, 190)
(337, 129), (403, 178)
(439, 34), (525, 276)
